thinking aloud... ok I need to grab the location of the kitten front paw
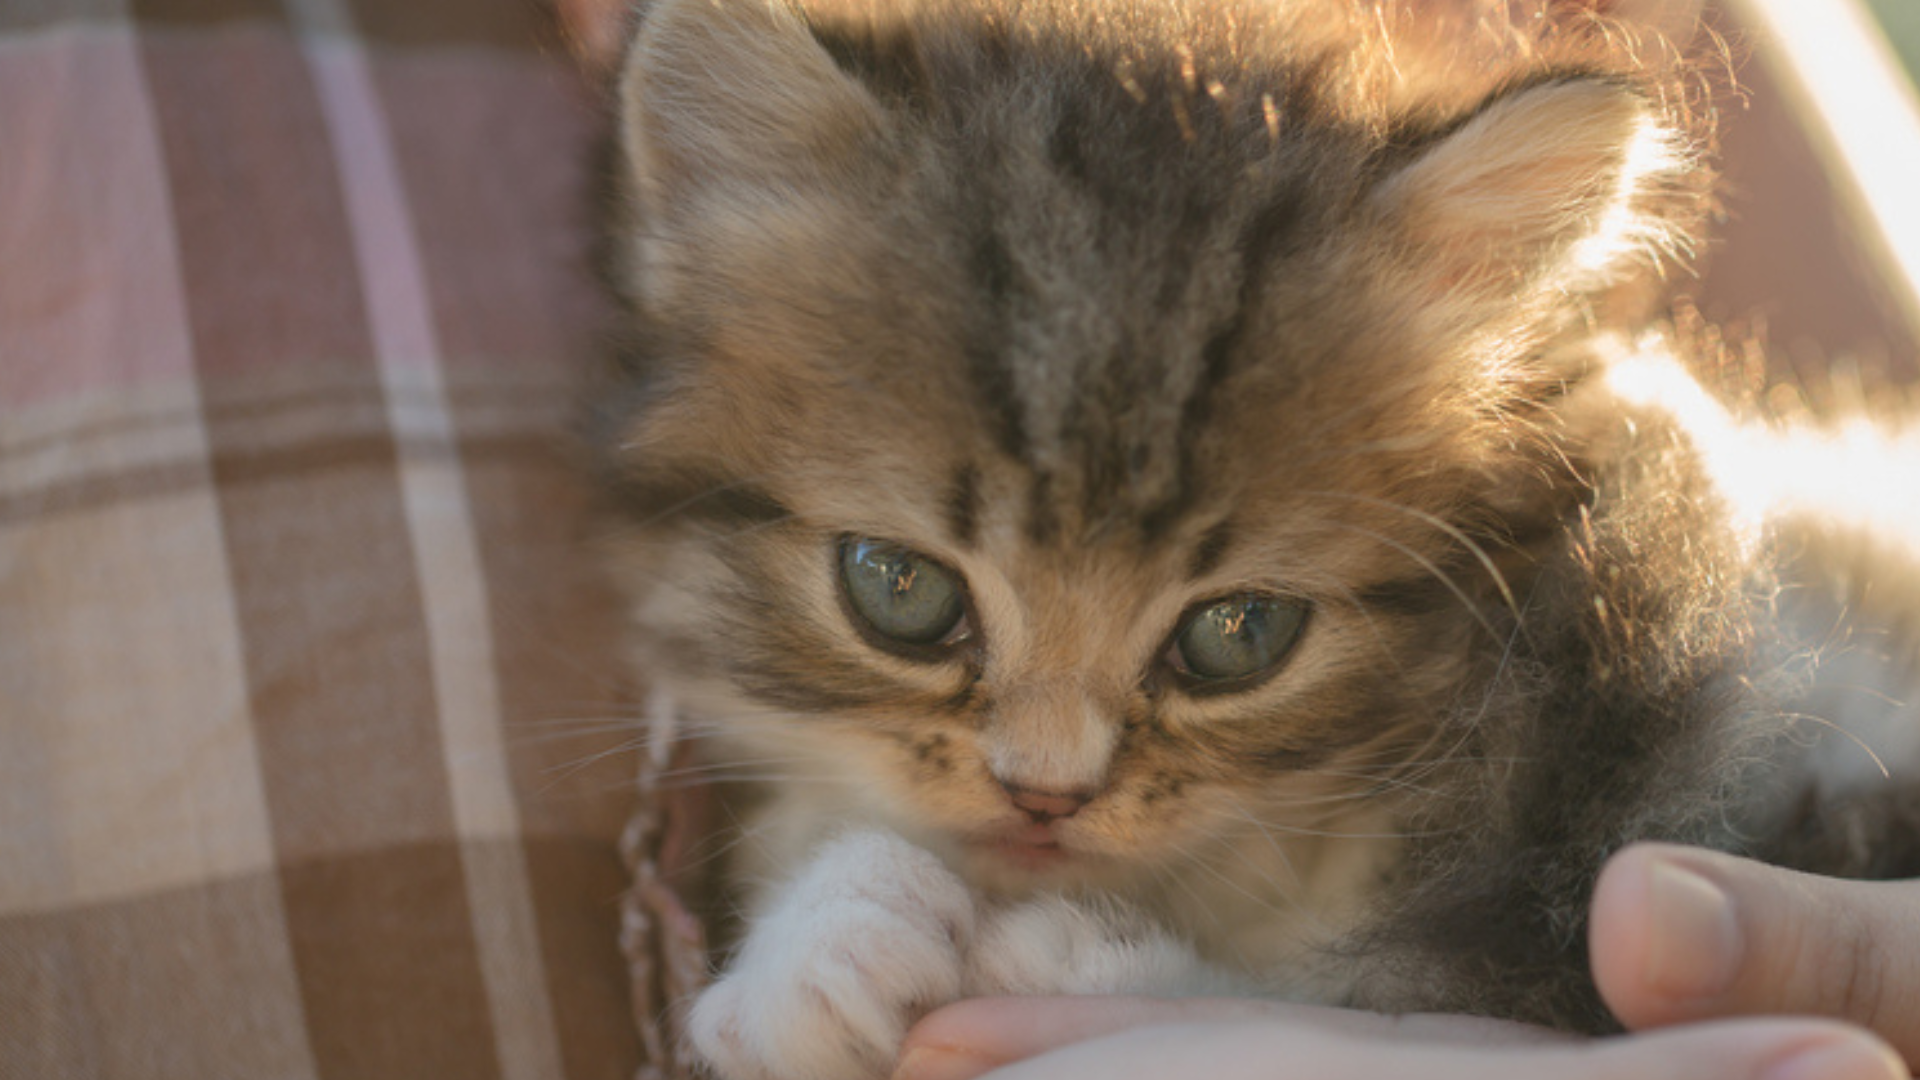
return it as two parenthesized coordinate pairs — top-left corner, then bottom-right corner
(685, 830), (974, 1080)
(967, 895), (1244, 998)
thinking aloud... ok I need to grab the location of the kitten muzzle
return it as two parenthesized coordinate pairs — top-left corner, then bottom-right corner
(970, 822), (1071, 872)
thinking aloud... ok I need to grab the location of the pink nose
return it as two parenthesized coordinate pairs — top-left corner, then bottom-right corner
(999, 782), (1091, 822)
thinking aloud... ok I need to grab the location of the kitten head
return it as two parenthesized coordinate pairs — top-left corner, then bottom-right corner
(597, 0), (1710, 895)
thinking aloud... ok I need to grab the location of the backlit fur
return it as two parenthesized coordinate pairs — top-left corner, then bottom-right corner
(591, 0), (1920, 1067)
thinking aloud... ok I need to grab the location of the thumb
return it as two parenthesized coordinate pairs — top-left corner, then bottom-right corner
(1592, 842), (1920, 1063)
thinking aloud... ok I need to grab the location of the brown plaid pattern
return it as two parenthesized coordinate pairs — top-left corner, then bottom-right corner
(1, 1), (647, 1076)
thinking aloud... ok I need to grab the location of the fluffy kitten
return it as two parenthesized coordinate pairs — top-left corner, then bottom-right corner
(589, 0), (1920, 1075)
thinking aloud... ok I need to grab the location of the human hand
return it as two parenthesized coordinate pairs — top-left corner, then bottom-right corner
(892, 995), (1900, 1080)
(1593, 841), (1920, 1062)
(894, 837), (1920, 1080)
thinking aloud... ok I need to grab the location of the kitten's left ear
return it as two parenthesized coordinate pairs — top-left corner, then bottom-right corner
(1370, 76), (1699, 301)
(617, 0), (893, 224)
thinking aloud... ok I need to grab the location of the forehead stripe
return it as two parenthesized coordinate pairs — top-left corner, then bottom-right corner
(964, 185), (1032, 466)
(1143, 194), (1305, 542)
(1187, 519), (1235, 580)
(945, 463), (982, 548)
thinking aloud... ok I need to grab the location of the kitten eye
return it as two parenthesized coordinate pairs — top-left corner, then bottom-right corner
(1169, 595), (1309, 686)
(839, 538), (969, 650)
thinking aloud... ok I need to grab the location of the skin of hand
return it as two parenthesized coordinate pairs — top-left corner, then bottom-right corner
(1591, 842), (1920, 1062)
(893, 841), (1917, 1080)
(892, 998), (1900, 1080)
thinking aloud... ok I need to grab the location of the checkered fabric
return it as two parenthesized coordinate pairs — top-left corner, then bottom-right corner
(0, 2), (651, 1077)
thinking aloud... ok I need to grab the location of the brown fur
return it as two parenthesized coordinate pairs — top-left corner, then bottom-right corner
(593, 0), (1919, 1035)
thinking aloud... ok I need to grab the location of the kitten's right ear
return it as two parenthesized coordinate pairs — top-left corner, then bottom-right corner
(617, 0), (890, 221)
(1368, 76), (1699, 307)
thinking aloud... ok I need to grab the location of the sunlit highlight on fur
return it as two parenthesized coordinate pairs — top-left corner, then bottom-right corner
(1607, 338), (1920, 551)
(589, 1), (1920, 1071)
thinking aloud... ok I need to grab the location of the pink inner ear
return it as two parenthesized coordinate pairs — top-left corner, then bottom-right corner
(555, 0), (630, 74)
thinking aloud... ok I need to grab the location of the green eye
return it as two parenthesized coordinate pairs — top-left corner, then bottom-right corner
(839, 538), (968, 649)
(1171, 595), (1308, 685)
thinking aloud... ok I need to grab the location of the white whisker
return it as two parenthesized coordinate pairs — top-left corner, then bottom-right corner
(1302, 489), (1520, 616)
(1324, 519), (1505, 642)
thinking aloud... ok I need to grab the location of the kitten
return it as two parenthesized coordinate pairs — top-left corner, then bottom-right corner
(589, 0), (1920, 1076)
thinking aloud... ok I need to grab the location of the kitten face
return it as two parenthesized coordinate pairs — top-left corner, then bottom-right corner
(600, 0), (1704, 898)
(612, 444), (1478, 896)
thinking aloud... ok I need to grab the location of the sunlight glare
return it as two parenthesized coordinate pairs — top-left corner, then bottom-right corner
(1733, 0), (1920, 333)
(1604, 339), (1920, 554)
(1567, 115), (1686, 280)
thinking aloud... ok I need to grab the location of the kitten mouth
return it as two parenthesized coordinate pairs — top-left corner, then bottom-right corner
(971, 823), (1072, 871)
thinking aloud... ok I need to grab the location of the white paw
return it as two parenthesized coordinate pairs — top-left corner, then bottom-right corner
(966, 895), (1243, 998)
(685, 830), (975, 1080)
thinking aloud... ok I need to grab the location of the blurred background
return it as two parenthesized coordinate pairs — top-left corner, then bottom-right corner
(1865, 0), (1920, 78)
(1690, 0), (1920, 392)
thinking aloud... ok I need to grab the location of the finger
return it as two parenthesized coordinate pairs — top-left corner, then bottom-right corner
(935, 1018), (1898, 1080)
(1591, 842), (1920, 1061)
(896, 995), (1567, 1080)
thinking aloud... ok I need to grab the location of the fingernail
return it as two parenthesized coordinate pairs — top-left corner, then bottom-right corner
(1759, 1036), (1905, 1080)
(893, 1045), (995, 1080)
(1643, 858), (1743, 1000)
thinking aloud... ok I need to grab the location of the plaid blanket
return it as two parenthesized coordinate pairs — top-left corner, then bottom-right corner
(0, 1), (647, 1077)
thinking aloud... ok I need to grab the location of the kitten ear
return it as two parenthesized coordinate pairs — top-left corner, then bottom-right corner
(554, 0), (632, 76)
(1370, 77), (1696, 300)
(617, 0), (890, 219)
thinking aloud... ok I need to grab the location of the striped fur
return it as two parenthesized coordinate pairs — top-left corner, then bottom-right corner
(595, 0), (1919, 1049)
